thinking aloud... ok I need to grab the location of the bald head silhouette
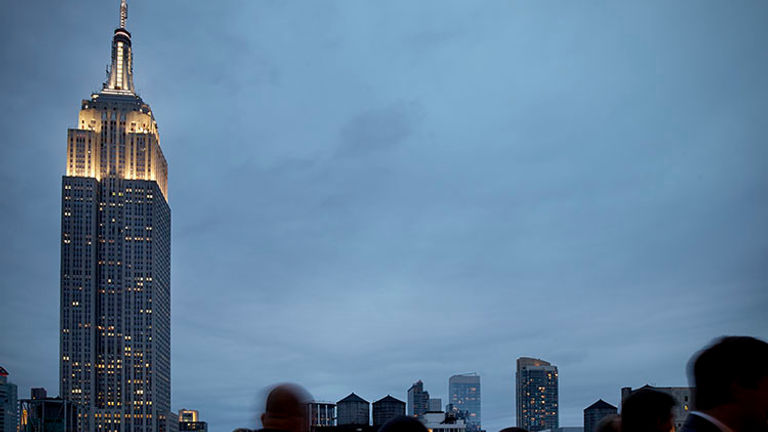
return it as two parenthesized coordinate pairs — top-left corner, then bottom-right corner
(260, 384), (311, 432)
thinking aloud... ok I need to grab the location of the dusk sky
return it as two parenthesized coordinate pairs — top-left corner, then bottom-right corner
(1, 1), (767, 431)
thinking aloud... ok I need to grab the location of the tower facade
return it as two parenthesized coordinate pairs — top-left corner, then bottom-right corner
(516, 358), (558, 432)
(407, 380), (429, 417)
(448, 374), (481, 432)
(60, 2), (171, 431)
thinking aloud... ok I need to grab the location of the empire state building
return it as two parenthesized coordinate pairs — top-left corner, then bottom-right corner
(60, 2), (171, 431)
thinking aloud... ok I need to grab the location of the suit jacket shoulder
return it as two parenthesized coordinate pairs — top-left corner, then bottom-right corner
(681, 414), (725, 432)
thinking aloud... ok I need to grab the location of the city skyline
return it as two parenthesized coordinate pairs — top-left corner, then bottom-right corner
(0, 368), (707, 432)
(1, 1), (767, 432)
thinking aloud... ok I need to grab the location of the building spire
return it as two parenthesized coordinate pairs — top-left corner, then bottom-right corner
(120, 0), (128, 29)
(103, 0), (135, 94)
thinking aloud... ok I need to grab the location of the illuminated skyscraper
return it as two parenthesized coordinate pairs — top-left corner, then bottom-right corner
(60, 2), (171, 431)
(516, 358), (558, 432)
(448, 374), (481, 432)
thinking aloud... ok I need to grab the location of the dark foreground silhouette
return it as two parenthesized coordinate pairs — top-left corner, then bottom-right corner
(622, 388), (677, 432)
(680, 336), (768, 432)
(236, 383), (311, 432)
(379, 416), (428, 432)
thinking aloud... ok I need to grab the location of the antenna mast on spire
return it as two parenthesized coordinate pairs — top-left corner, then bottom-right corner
(120, 0), (128, 29)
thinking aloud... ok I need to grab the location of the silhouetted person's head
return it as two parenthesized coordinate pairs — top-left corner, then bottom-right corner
(622, 389), (676, 432)
(500, 427), (529, 432)
(688, 336), (768, 431)
(260, 383), (311, 432)
(379, 416), (428, 432)
(595, 414), (621, 432)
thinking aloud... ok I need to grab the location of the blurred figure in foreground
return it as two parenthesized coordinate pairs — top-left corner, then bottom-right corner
(261, 384), (312, 432)
(622, 388), (676, 432)
(595, 414), (621, 432)
(500, 427), (529, 432)
(379, 416), (429, 432)
(682, 337), (768, 432)
(235, 383), (312, 432)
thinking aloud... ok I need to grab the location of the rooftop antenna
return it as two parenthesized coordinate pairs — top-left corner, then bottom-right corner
(119, 0), (128, 29)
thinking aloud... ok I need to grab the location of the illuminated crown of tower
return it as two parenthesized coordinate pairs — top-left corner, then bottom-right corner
(103, 0), (135, 94)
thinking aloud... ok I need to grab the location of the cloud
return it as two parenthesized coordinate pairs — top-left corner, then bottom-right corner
(337, 101), (422, 157)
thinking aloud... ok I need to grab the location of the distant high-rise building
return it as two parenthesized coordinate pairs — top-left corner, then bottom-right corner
(178, 409), (207, 432)
(428, 399), (442, 412)
(0, 367), (18, 432)
(19, 396), (82, 432)
(583, 400), (617, 432)
(621, 386), (691, 432)
(516, 357), (559, 432)
(408, 381), (430, 417)
(308, 401), (336, 429)
(30, 389), (48, 401)
(372, 396), (406, 426)
(59, 2), (172, 432)
(337, 394), (370, 426)
(448, 374), (481, 432)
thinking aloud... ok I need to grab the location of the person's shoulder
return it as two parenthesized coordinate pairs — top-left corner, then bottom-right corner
(681, 413), (723, 432)
(235, 428), (286, 432)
